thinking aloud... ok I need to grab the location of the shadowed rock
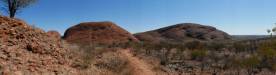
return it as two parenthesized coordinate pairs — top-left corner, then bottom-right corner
(134, 23), (231, 43)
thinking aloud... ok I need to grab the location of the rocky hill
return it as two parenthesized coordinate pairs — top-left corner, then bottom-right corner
(47, 31), (61, 40)
(63, 22), (139, 45)
(0, 16), (78, 74)
(134, 23), (231, 43)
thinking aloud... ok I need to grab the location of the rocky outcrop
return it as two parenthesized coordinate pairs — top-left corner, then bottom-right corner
(63, 21), (139, 45)
(134, 23), (231, 43)
(0, 16), (77, 74)
(47, 30), (61, 40)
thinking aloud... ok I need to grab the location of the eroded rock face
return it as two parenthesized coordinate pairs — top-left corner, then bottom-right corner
(0, 16), (78, 74)
(134, 23), (231, 43)
(63, 22), (139, 45)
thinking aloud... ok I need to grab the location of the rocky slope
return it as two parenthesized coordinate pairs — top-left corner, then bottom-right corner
(0, 16), (78, 74)
(63, 22), (139, 45)
(46, 30), (61, 41)
(134, 23), (231, 43)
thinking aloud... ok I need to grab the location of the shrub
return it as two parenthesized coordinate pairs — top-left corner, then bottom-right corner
(232, 42), (249, 52)
(185, 41), (204, 50)
(258, 41), (276, 59)
(257, 40), (276, 70)
(241, 56), (261, 69)
(67, 43), (111, 69)
(191, 50), (207, 61)
(93, 51), (132, 75)
(95, 55), (128, 72)
(258, 48), (276, 59)
(206, 42), (226, 51)
(272, 63), (276, 71)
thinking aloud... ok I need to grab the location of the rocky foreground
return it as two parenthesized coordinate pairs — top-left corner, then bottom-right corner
(0, 16), (78, 74)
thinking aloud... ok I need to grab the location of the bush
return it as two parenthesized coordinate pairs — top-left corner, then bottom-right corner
(191, 50), (207, 61)
(272, 63), (276, 71)
(95, 53), (128, 72)
(185, 41), (204, 50)
(258, 42), (276, 59)
(232, 42), (249, 52)
(241, 56), (261, 69)
(67, 43), (111, 69)
(206, 42), (226, 51)
(257, 40), (276, 70)
(258, 48), (276, 59)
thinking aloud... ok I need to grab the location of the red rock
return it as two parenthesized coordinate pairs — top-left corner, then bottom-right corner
(0, 16), (78, 74)
(63, 21), (139, 45)
(134, 23), (231, 43)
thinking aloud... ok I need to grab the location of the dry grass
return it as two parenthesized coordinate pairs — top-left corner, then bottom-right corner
(64, 42), (133, 75)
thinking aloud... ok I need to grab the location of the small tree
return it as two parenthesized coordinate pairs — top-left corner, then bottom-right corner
(267, 24), (276, 38)
(0, 0), (37, 18)
(273, 27), (276, 35)
(267, 29), (272, 38)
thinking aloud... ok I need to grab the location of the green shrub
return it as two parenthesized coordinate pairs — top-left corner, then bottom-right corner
(258, 41), (276, 59)
(206, 42), (227, 51)
(232, 42), (248, 52)
(241, 56), (261, 69)
(258, 48), (276, 59)
(185, 41), (204, 50)
(256, 40), (276, 70)
(191, 50), (207, 61)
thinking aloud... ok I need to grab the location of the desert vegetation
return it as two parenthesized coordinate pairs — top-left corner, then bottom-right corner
(126, 37), (276, 75)
(63, 43), (130, 75)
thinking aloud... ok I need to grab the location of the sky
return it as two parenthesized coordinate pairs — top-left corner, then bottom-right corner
(3, 0), (276, 35)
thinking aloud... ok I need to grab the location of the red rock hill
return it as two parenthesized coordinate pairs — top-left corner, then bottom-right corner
(63, 22), (139, 45)
(134, 23), (231, 43)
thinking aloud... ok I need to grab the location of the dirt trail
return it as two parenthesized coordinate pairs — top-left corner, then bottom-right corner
(119, 49), (156, 75)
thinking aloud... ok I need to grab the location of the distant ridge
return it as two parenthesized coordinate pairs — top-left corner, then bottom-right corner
(134, 23), (231, 43)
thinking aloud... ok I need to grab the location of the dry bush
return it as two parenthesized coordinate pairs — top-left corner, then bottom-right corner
(257, 39), (276, 70)
(66, 43), (110, 69)
(94, 51), (131, 75)
(64, 42), (133, 75)
(241, 56), (261, 69)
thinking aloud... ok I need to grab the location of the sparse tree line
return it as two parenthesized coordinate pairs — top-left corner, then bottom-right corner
(0, 0), (37, 18)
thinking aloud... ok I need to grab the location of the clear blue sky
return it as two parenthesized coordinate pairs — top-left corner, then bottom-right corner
(5, 0), (276, 35)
